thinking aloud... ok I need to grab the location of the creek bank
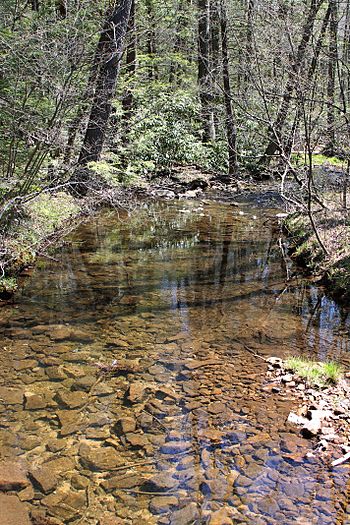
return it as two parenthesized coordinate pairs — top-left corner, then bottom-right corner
(265, 356), (350, 465)
(284, 210), (350, 302)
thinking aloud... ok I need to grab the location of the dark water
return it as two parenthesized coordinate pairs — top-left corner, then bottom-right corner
(0, 200), (350, 525)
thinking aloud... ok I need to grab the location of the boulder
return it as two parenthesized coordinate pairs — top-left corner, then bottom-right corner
(79, 443), (121, 471)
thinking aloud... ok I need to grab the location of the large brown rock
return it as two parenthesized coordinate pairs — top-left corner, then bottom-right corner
(0, 494), (31, 525)
(0, 462), (29, 491)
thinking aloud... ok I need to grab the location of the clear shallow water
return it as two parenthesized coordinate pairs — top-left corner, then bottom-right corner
(0, 199), (350, 524)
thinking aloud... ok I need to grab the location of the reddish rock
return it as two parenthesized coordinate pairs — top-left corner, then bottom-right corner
(0, 494), (31, 525)
(0, 462), (29, 491)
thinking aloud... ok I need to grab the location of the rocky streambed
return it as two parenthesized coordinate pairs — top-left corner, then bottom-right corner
(0, 200), (350, 525)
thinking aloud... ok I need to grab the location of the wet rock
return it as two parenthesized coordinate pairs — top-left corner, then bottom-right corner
(0, 494), (31, 525)
(0, 461), (29, 491)
(0, 387), (23, 405)
(56, 409), (85, 436)
(126, 383), (151, 403)
(55, 390), (88, 409)
(24, 392), (47, 410)
(124, 432), (149, 449)
(115, 417), (137, 435)
(149, 496), (178, 514)
(185, 359), (220, 370)
(14, 359), (38, 371)
(44, 457), (75, 477)
(79, 443), (121, 471)
(45, 367), (67, 381)
(98, 513), (124, 525)
(102, 474), (146, 491)
(145, 473), (178, 492)
(161, 441), (191, 454)
(207, 401), (227, 415)
(17, 484), (34, 502)
(209, 509), (233, 525)
(201, 478), (230, 500)
(137, 412), (153, 430)
(29, 466), (58, 494)
(170, 502), (199, 525)
(257, 496), (279, 516)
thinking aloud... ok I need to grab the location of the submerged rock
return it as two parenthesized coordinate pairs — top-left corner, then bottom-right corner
(0, 494), (31, 525)
(79, 443), (121, 471)
(0, 461), (29, 491)
(149, 496), (178, 514)
(29, 466), (58, 494)
(170, 502), (199, 525)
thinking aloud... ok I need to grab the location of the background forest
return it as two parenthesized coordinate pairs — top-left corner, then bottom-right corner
(1, 0), (350, 293)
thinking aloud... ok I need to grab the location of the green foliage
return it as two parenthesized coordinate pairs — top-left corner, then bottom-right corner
(291, 153), (345, 168)
(0, 276), (18, 295)
(285, 357), (343, 386)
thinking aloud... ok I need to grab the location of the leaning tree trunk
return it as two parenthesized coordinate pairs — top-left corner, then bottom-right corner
(260, 0), (324, 166)
(77, 0), (133, 170)
(220, 0), (238, 177)
(197, 0), (212, 142)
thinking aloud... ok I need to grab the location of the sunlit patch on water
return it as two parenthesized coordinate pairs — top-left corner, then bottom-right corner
(0, 200), (349, 524)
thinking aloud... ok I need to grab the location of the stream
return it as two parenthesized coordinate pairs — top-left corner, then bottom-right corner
(1, 199), (350, 525)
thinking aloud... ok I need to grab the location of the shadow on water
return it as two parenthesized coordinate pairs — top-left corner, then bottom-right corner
(0, 199), (350, 524)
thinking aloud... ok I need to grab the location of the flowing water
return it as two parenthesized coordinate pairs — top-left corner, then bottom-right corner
(1, 199), (350, 525)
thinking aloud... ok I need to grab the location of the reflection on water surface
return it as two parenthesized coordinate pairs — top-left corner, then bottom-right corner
(0, 200), (350, 524)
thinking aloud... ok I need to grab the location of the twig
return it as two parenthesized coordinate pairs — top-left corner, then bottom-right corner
(243, 345), (268, 362)
(331, 450), (350, 467)
(110, 460), (155, 472)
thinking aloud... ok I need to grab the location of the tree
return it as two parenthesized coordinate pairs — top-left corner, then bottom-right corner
(220, 0), (238, 177)
(78, 0), (133, 169)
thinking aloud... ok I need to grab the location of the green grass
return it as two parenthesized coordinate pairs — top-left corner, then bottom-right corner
(285, 356), (343, 387)
(291, 153), (344, 168)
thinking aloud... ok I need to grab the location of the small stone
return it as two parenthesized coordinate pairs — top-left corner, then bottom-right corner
(149, 496), (178, 514)
(29, 466), (58, 494)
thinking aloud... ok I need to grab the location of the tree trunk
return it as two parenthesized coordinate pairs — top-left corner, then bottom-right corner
(122, 0), (136, 144)
(260, 0), (324, 166)
(220, 0), (238, 177)
(198, 0), (211, 142)
(323, 0), (338, 156)
(77, 0), (133, 169)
